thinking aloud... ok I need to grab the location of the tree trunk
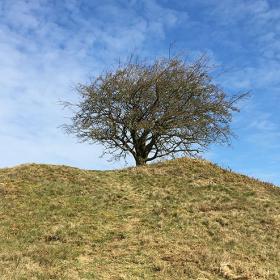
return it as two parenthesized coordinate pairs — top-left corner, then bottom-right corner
(135, 156), (147, 166)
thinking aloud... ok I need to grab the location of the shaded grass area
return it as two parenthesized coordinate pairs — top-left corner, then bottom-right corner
(0, 158), (279, 279)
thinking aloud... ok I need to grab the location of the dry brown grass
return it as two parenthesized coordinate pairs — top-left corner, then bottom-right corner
(0, 158), (279, 279)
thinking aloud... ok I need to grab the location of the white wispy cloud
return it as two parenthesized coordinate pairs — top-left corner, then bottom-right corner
(206, 0), (280, 91)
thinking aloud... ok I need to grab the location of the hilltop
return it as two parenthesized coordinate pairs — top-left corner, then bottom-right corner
(0, 158), (279, 279)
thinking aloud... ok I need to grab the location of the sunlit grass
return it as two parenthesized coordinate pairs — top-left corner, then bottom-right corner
(0, 158), (279, 279)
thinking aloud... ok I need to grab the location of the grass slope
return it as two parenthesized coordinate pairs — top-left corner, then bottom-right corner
(0, 158), (279, 280)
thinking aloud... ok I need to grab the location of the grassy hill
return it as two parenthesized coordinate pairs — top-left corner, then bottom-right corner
(0, 158), (279, 280)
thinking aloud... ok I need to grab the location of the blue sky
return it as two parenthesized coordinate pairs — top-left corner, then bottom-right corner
(0, 0), (279, 185)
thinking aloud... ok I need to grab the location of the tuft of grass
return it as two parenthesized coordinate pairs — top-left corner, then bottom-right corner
(0, 158), (279, 279)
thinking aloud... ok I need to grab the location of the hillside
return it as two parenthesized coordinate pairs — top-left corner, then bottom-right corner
(0, 158), (279, 280)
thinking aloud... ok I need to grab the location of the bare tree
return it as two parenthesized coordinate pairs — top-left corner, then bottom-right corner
(63, 55), (248, 166)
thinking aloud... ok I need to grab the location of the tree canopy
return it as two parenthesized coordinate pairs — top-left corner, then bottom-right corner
(63, 55), (247, 166)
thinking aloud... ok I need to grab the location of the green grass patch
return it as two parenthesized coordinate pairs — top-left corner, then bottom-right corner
(0, 158), (279, 279)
